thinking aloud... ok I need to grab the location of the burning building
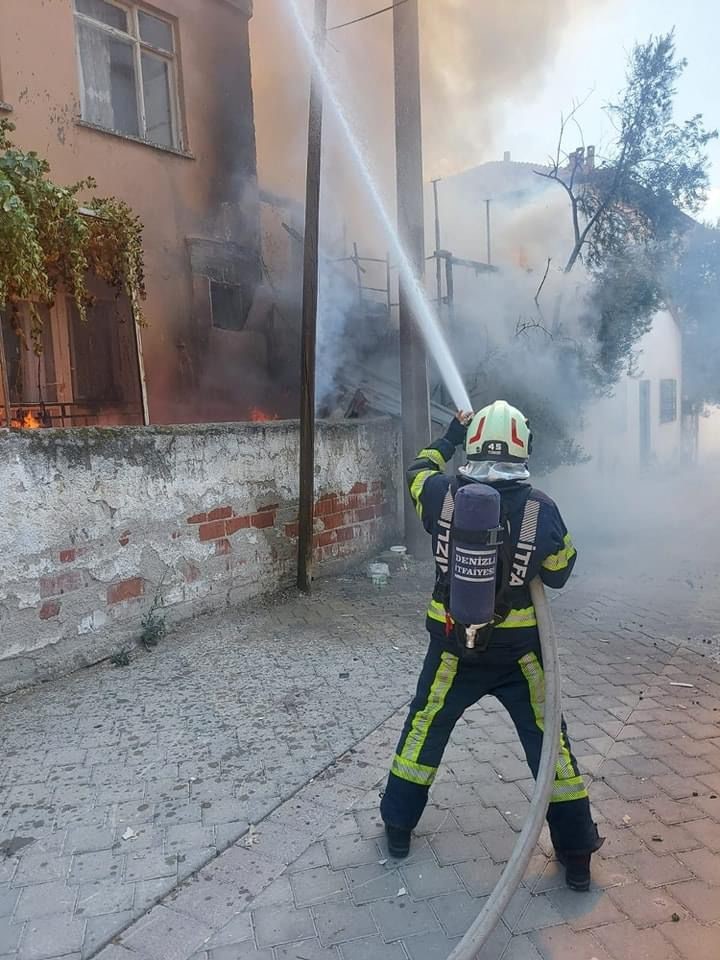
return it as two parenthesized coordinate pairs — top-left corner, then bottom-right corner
(0, 0), (270, 428)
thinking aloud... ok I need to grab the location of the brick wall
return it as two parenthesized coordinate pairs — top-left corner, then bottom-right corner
(0, 419), (401, 693)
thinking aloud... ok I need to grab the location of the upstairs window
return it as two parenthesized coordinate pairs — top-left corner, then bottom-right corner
(210, 281), (249, 332)
(659, 378), (677, 424)
(74, 0), (181, 149)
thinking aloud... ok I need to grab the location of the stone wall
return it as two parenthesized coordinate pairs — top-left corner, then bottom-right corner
(0, 419), (401, 693)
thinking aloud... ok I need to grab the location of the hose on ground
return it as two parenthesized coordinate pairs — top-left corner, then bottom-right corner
(446, 577), (563, 960)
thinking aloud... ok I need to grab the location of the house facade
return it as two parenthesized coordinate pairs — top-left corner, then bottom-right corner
(0, 0), (262, 426)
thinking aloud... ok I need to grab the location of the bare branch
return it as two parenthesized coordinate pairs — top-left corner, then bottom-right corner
(534, 258), (552, 306)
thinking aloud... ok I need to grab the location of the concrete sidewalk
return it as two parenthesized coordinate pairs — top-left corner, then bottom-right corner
(2, 552), (720, 960)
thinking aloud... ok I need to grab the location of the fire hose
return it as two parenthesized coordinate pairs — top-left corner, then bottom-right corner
(446, 576), (562, 960)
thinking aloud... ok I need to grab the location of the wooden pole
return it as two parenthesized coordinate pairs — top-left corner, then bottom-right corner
(0, 318), (11, 428)
(297, 0), (327, 594)
(393, 0), (431, 559)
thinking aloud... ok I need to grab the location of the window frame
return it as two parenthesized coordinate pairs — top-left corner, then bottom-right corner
(659, 378), (678, 424)
(209, 279), (249, 333)
(73, 0), (183, 151)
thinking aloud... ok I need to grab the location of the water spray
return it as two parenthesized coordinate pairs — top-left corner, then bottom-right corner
(285, 0), (472, 413)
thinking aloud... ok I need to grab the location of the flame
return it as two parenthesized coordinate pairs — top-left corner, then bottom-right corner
(11, 410), (43, 429)
(249, 407), (279, 422)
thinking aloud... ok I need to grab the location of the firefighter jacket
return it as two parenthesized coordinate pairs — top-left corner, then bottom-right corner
(408, 429), (577, 662)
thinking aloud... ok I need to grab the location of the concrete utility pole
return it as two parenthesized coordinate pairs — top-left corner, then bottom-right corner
(393, 0), (431, 558)
(297, 0), (327, 594)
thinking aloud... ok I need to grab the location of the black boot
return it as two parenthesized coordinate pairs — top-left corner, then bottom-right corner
(385, 824), (411, 859)
(556, 850), (592, 892)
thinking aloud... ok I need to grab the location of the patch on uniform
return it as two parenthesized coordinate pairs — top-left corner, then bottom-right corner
(510, 497), (540, 587)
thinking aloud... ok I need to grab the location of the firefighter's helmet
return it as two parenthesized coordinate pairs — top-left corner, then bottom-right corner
(465, 400), (532, 464)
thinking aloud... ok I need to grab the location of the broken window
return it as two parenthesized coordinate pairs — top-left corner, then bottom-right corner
(74, 0), (181, 149)
(210, 281), (248, 332)
(0, 293), (143, 428)
(659, 378), (677, 424)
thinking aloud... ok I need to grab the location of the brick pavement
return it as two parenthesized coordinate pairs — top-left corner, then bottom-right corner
(2, 548), (720, 960)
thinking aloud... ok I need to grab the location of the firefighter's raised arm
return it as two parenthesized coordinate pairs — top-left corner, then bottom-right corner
(539, 506), (578, 589)
(406, 411), (472, 523)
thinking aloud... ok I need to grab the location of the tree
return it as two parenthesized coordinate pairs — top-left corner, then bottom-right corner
(537, 32), (717, 276)
(669, 223), (720, 411)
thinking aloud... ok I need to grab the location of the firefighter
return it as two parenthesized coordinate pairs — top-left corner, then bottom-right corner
(380, 400), (603, 891)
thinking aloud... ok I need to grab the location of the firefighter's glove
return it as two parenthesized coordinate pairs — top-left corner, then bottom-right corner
(444, 415), (469, 448)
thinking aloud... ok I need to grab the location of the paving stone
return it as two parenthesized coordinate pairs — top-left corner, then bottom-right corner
(209, 944), (272, 960)
(593, 921), (681, 960)
(619, 849), (694, 888)
(252, 905), (314, 948)
(402, 930), (462, 960)
(401, 861), (462, 899)
(338, 936), (405, 960)
(274, 940), (339, 960)
(69, 850), (123, 885)
(370, 899), (439, 941)
(455, 858), (505, 898)
(595, 798), (656, 828)
(429, 890), (485, 939)
(684, 816), (720, 850)
(14, 880), (77, 920)
(288, 843), (330, 875)
(19, 913), (85, 960)
(676, 846), (720, 884)
(205, 913), (253, 948)
(0, 887), (19, 919)
(545, 887), (626, 931)
(501, 936), (544, 960)
(606, 882), (685, 927)
(13, 853), (71, 886)
(414, 806), (458, 837)
(82, 911), (133, 959)
(0, 917), (23, 954)
(508, 895), (564, 935)
(630, 822), (702, 854)
(312, 901), (376, 947)
(480, 829), (518, 863)
(290, 867), (346, 908)
(596, 828), (646, 859)
(122, 905), (212, 960)
(530, 923), (614, 960)
(659, 917), (720, 960)
(428, 830), (489, 866)
(669, 878), (720, 922)
(345, 863), (402, 906)
(249, 876), (293, 909)
(74, 880), (135, 919)
(453, 806), (509, 835)
(63, 827), (116, 856)
(325, 837), (379, 871)
(124, 850), (176, 882)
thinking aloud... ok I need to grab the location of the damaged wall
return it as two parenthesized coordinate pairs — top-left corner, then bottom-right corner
(0, 419), (400, 694)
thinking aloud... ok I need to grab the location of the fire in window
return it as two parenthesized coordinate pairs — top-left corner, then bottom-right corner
(210, 281), (248, 332)
(659, 378), (677, 424)
(74, 0), (181, 149)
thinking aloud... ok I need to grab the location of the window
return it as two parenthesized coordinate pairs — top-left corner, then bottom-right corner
(1, 304), (58, 405)
(659, 378), (677, 424)
(68, 298), (140, 404)
(74, 0), (181, 149)
(210, 281), (248, 332)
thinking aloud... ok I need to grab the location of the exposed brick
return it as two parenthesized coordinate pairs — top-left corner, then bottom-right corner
(107, 577), (144, 605)
(208, 506), (232, 522)
(252, 512), (275, 530)
(59, 548), (77, 563)
(284, 522), (299, 539)
(371, 480), (384, 491)
(187, 513), (207, 524)
(336, 526), (355, 543)
(314, 495), (338, 517)
(258, 503), (279, 513)
(323, 511), (351, 531)
(317, 531), (336, 548)
(355, 506), (376, 523)
(215, 538), (232, 556)
(118, 531), (130, 546)
(226, 515), (251, 535)
(40, 570), (84, 598)
(350, 482), (368, 494)
(40, 600), (61, 620)
(199, 520), (227, 541)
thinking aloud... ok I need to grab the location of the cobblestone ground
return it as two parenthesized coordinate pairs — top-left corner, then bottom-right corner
(2, 532), (720, 960)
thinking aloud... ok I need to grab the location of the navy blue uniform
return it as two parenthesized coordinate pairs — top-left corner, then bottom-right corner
(380, 425), (601, 856)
